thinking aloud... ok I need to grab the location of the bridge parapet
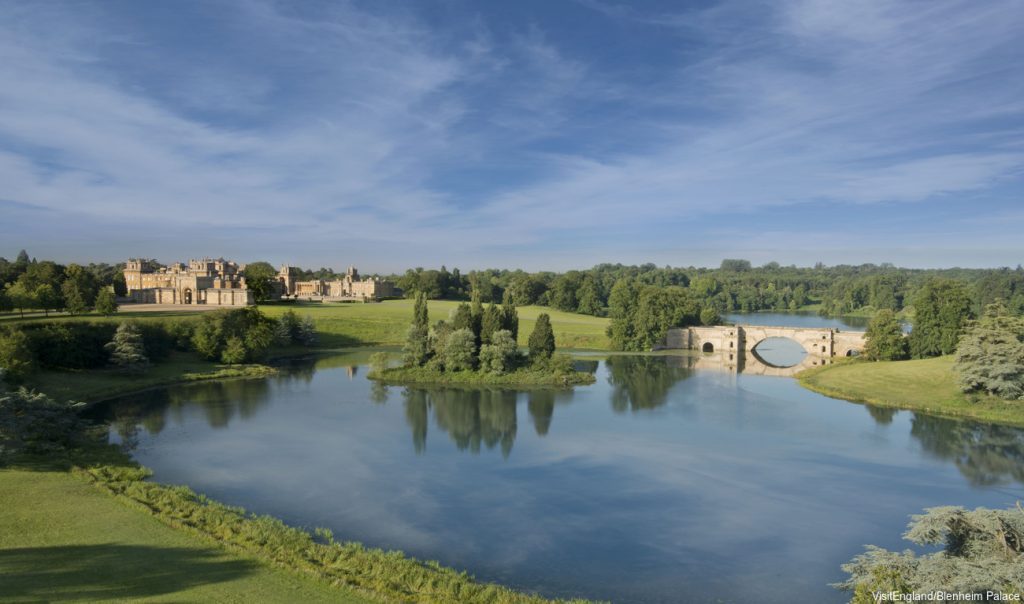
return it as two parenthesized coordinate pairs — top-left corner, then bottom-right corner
(663, 324), (866, 358)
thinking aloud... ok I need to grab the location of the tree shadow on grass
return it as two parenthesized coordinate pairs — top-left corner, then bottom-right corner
(0, 543), (259, 601)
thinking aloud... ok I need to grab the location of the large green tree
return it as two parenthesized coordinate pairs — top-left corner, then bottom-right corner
(909, 278), (975, 358)
(954, 302), (1024, 400)
(94, 288), (118, 315)
(243, 261), (278, 302)
(104, 323), (149, 372)
(528, 313), (556, 362)
(864, 309), (909, 361)
(837, 505), (1024, 601)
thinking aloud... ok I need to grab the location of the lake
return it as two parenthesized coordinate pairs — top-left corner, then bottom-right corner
(91, 346), (1024, 603)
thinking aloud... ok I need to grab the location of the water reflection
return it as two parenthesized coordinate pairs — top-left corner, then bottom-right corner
(911, 414), (1024, 486)
(90, 353), (1024, 604)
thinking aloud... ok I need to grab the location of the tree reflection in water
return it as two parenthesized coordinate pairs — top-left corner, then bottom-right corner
(605, 355), (694, 413)
(910, 413), (1024, 486)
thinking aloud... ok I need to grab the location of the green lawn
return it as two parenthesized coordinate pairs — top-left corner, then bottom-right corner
(258, 300), (611, 350)
(2, 300), (612, 350)
(798, 356), (1024, 427)
(0, 468), (371, 603)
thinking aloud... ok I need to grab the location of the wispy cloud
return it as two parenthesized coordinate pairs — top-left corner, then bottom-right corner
(0, 0), (1020, 268)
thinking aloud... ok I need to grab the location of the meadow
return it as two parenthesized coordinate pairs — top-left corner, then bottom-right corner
(798, 356), (1024, 427)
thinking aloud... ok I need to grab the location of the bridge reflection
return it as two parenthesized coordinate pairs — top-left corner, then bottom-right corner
(668, 349), (834, 377)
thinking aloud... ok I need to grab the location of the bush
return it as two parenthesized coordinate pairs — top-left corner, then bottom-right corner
(191, 307), (276, 363)
(443, 328), (476, 371)
(0, 388), (86, 460)
(0, 328), (35, 383)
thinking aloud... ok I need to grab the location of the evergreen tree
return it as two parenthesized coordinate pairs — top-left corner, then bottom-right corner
(94, 288), (118, 315)
(954, 301), (1024, 399)
(63, 283), (88, 315)
(413, 291), (429, 331)
(528, 313), (556, 363)
(864, 309), (909, 361)
(837, 504), (1024, 600)
(451, 303), (473, 331)
(105, 323), (149, 372)
(481, 304), (502, 345)
(470, 291), (484, 345)
(501, 291), (519, 340)
(909, 278), (974, 358)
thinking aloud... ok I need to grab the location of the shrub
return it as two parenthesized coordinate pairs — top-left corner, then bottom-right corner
(0, 328), (34, 383)
(443, 328), (476, 371)
(0, 388), (85, 460)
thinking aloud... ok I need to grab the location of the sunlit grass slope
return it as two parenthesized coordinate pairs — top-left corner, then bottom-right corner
(798, 356), (1024, 427)
(259, 299), (611, 349)
(0, 469), (369, 603)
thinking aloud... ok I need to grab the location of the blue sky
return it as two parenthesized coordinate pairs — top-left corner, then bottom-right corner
(0, 0), (1021, 272)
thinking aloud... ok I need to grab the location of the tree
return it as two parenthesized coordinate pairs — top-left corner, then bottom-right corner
(297, 316), (317, 346)
(909, 278), (974, 358)
(105, 323), (149, 372)
(403, 324), (430, 366)
(576, 276), (603, 315)
(607, 278), (639, 351)
(0, 288), (12, 314)
(61, 281), (89, 315)
(837, 505), (1024, 601)
(479, 329), (518, 374)
(4, 282), (33, 319)
(864, 309), (909, 361)
(0, 329), (34, 382)
(528, 313), (556, 363)
(954, 301), (1024, 399)
(34, 284), (60, 317)
(501, 291), (519, 341)
(700, 306), (720, 326)
(274, 310), (300, 345)
(451, 303), (473, 331)
(221, 336), (247, 364)
(94, 288), (118, 315)
(413, 291), (429, 331)
(480, 304), (502, 345)
(243, 261), (279, 302)
(720, 259), (751, 272)
(443, 328), (476, 371)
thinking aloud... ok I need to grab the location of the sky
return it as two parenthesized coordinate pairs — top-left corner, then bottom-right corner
(0, 0), (1021, 273)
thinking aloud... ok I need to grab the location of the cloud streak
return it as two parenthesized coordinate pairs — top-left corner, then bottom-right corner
(0, 0), (1020, 269)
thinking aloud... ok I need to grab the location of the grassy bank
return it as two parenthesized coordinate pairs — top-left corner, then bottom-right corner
(22, 351), (277, 404)
(370, 365), (596, 387)
(0, 467), (370, 603)
(259, 300), (611, 350)
(798, 356), (1024, 427)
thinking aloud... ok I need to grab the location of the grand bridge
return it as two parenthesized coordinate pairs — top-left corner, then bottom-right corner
(661, 324), (867, 377)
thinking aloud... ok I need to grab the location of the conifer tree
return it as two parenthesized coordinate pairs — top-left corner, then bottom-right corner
(954, 301), (1024, 399)
(528, 313), (556, 363)
(481, 304), (502, 345)
(413, 292), (429, 331)
(105, 322), (149, 372)
(501, 291), (519, 340)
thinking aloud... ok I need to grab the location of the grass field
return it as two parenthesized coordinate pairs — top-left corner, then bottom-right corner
(0, 468), (370, 603)
(798, 356), (1024, 427)
(2, 299), (612, 350)
(259, 300), (611, 349)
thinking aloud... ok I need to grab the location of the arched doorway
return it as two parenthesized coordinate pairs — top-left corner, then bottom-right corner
(183, 288), (193, 304)
(701, 342), (714, 353)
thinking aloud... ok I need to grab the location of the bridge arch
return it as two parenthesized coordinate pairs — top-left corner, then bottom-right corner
(701, 342), (714, 353)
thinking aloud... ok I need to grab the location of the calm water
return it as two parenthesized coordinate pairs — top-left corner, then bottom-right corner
(91, 351), (1024, 603)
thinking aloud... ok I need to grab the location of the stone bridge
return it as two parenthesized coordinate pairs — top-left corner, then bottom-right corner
(663, 323), (864, 376)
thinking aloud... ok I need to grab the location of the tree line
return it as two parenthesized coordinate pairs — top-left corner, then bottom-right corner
(0, 250), (124, 317)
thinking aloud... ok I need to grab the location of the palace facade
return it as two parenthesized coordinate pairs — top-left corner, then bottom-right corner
(277, 265), (397, 301)
(124, 258), (254, 306)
